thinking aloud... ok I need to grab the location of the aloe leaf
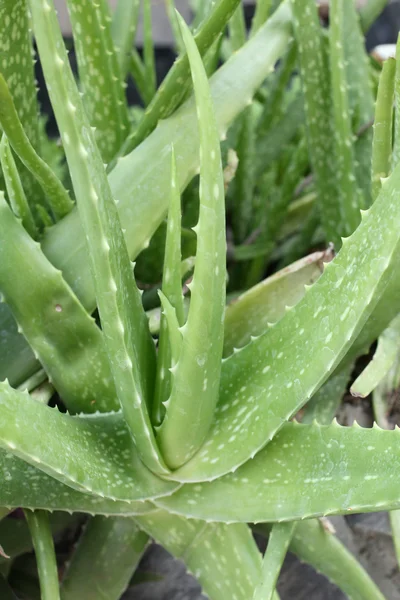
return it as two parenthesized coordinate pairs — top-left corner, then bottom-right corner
(256, 40), (297, 138)
(165, 0), (185, 54)
(0, 449), (152, 515)
(24, 510), (60, 600)
(111, 0), (141, 76)
(371, 58), (396, 200)
(393, 34), (400, 168)
(157, 420), (400, 521)
(343, 0), (374, 206)
(153, 150), (185, 424)
(0, 135), (37, 238)
(0, 195), (118, 414)
(142, 0), (156, 103)
(359, 0), (389, 33)
(0, 382), (178, 502)
(136, 510), (262, 600)
(171, 152), (400, 482)
(223, 250), (328, 356)
(29, 0), (166, 474)
(351, 314), (400, 398)
(66, 0), (130, 163)
(0, 0), (39, 149)
(157, 13), (226, 469)
(0, 513), (75, 565)
(291, 0), (340, 246)
(128, 48), (150, 106)
(250, 0), (273, 36)
(0, 73), (73, 220)
(256, 519), (386, 600)
(372, 353), (400, 568)
(120, 0), (251, 154)
(61, 517), (148, 600)
(1, 4), (293, 386)
(329, 0), (362, 234)
(229, 3), (246, 51)
(302, 365), (352, 425)
(253, 522), (294, 600)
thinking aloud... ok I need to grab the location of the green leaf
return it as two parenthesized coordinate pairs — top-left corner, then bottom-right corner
(256, 519), (386, 600)
(66, 0), (130, 163)
(342, 0), (374, 206)
(29, 0), (165, 474)
(253, 522), (295, 600)
(119, 0), (269, 154)
(0, 0), (39, 149)
(302, 365), (352, 425)
(157, 14), (226, 469)
(136, 510), (263, 600)
(153, 150), (185, 424)
(351, 313), (400, 398)
(111, 0), (141, 76)
(393, 35), (400, 168)
(223, 249), (328, 356)
(157, 421), (400, 521)
(0, 382), (178, 502)
(24, 510), (60, 600)
(0, 449), (153, 515)
(359, 0), (389, 33)
(0, 135), (37, 238)
(0, 72), (73, 220)
(291, 0), (340, 246)
(142, 0), (157, 103)
(0, 195), (118, 414)
(329, 0), (362, 235)
(1, 4), (293, 388)
(250, 0), (273, 36)
(61, 517), (148, 600)
(171, 153), (400, 482)
(371, 58), (396, 200)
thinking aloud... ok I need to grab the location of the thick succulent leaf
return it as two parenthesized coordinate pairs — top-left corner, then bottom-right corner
(292, 0), (341, 246)
(0, 382), (178, 502)
(0, 135), (37, 238)
(136, 510), (262, 600)
(29, 0), (165, 474)
(157, 14), (226, 469)
(302, 365), (352, 425)
(393, 35), (400, 168)
(250, 0), (273, 36)
(120, 0), (244, 153)
(329, 0), (362, 234)
(0, 73), (73, 219)
(256, 520), (386, 600)
(351, 313), (400, 398)
(343, 0), (374, 206)
(371, 58), (395, 200)
(0, 513), (76, 564)
(0, 449), (152, 515)
(61, 517), (148, 600)
(142, 0), (156, 103)
(157, 421), (400, 521)
(0, 0), (38, 148)
(170, 156), (400, 482)
(111, 0), (141, 76)
(153, 150), (185, 423)
(223, 250), (329, 356)
(1, 5), (293, 387)
(24, 510), (60, 600)
(253, 522), (295, 600)
(0, 196), (118, 414)
(359, 0), (389, 33)
(372, 352), (400, 569)
(66, 0), (130, 163)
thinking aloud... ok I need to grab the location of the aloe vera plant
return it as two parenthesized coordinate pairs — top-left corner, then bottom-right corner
(0, 0), (398, 598)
